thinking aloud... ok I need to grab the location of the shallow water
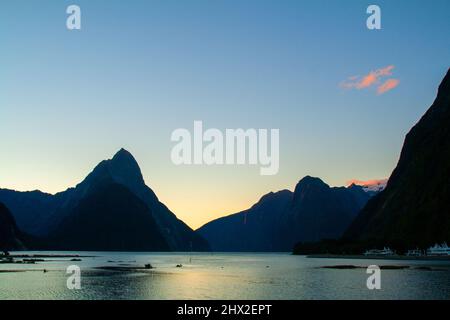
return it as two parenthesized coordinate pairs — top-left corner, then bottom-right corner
(1, 252), (450, 300)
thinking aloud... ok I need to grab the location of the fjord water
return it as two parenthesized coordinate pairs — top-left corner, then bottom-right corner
(1, 252), (449, 300)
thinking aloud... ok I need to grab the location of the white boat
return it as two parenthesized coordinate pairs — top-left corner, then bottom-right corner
(406, 249), (423, 257)
(364, 247), (394, 256)
(427, 243), (450, 256)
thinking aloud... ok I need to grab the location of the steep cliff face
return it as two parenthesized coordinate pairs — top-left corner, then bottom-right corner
(0, 202), (24, 251)
(345, 69), (450, 247)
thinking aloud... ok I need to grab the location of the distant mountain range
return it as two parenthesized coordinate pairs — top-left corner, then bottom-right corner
(1, 69), (448, 253)
(196, 176), (372, 252)
(347, 179), (387, 195)
(0, 149), (209, 252)
(0, 152), (384, 253)
(0, 154), (378, 253)
(343, 69), (450, 249)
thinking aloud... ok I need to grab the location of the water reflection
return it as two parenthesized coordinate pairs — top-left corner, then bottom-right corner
(1, 252), (450, 300)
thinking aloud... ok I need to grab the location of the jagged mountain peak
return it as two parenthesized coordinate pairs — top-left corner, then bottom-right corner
(347, 183), (363, 191)
(75, 148), (146, 197)
(0, 148), (210, 251)
(295, 176), (329, 188)
(112, 148), (137, 164)
(293, 176), (329, 200)
(257, 189), (292, 204)
(107, 148), (145, 186)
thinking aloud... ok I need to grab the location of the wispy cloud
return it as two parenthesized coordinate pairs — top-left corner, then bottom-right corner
(377, 78), (400, 94)
(341, 65), (399, 94)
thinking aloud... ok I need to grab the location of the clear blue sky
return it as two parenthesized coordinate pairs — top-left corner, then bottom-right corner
(1, 0), (449, 228)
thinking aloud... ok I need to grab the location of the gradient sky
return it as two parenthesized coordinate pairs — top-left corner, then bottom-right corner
(1, 0), (449, 229)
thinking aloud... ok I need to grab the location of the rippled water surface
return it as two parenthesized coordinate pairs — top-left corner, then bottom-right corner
(1, 252), (450, 300)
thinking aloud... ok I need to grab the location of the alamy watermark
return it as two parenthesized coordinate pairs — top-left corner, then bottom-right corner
(65, 4), (380, 31)
(66, 5), (81, 30)
(171, 121), (279, 175)
(367, 5), (381, 30)
(366, 265), (381, 290)
(66, 265), (81, 290)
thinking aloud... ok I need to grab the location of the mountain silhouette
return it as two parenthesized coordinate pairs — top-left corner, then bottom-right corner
(279, 176), (370, 246)
(50, 181), (169, 251)
(344, 69), (450, 248)
(0, 202), (25, 251)
(197, 176), (371, 251)
(197, 190), (293, 251)
(0, 189), (59, 236)
(0, 149), (209, 252)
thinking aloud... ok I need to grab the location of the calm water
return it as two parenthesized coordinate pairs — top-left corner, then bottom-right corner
(1, 252), (450, 300)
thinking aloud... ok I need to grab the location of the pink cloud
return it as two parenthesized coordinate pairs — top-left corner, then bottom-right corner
(341, 65), (399, 94)
(346, 178), (388, 192)
(346, 178), (388, 187)
(356, 73), (378, 89)
(375, 65), (395, 77)
(377, 78), (400, 94)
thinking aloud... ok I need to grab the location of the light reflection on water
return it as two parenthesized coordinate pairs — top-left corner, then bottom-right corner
(1, 252), (450, 300)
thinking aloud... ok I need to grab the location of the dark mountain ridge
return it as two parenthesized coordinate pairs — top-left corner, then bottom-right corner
(50, 181), (169, 251)
(197, 190), (293, 252)
(197, 176), (371, 252)
(344, 69), (450, 248)
(0, 202), (25, 251)
(0, 149), (209, 252)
